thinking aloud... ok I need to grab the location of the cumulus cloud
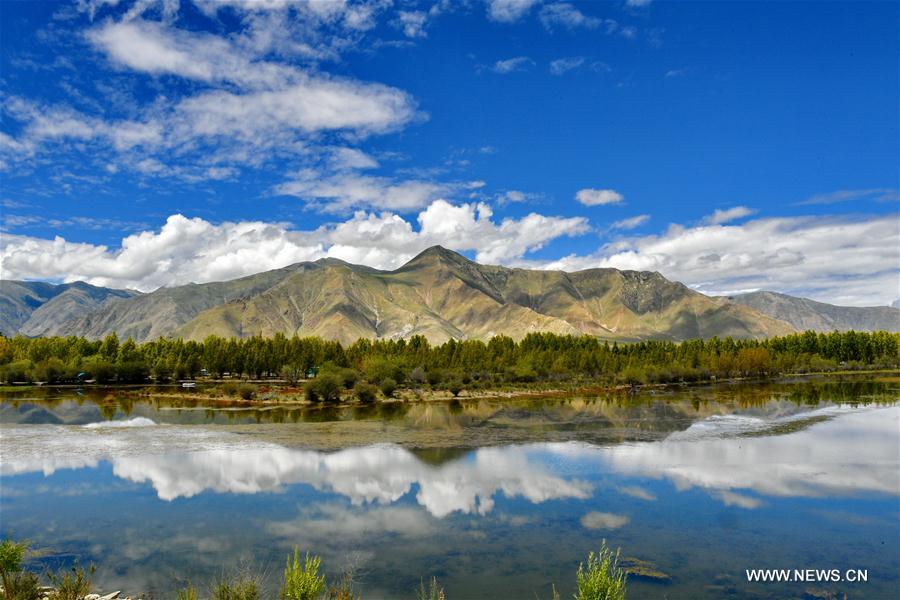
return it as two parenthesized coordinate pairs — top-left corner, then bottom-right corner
(492, 56), (534, 74)
(537, 213), (900, 306)
(0, 202), (589, 291)
(486, 0), (541, 23)
(575, 188), (624, 206)
(701, 205), (755, 225)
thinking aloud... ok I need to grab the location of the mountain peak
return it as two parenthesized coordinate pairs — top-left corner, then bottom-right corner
(402, 246), (473, 268)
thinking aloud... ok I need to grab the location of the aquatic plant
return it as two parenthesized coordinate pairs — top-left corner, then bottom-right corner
(575, 541), (627, 600)
(280, 549), (326, 600)
(46, 564), (95, 600)
(416, 577), (445, 600)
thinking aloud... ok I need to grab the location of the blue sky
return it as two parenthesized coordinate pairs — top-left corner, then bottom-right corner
(0, 0), (897, 305)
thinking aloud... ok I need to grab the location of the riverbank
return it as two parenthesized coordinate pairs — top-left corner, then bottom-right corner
(10, 368), (897, 411)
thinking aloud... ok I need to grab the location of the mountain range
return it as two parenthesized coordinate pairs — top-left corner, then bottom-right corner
(2, 246), (896, 343)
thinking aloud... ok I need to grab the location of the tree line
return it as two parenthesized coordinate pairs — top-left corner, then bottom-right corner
(0, 330), (896, 390)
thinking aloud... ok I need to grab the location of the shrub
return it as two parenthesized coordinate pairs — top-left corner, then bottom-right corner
(47, 564), (95, 600)
(32, 358), (67, 383)
(409, 367), (427, 385)
(305, 374), (343, 403)
(337, 368), (359, 390)
(426, 369), (444, 386)
(280, 549), (325, 600)
(416, 577), (445, 600)
(176, 584), (199, 600)
(353, 382), (378, 403)
(0, 360), (33, 384)
(575, 541), (627, 600)
(447, 380), (464, 397)
(379, 377), (397, 398)
(237, 383), (257, 400)
(212, 575), (259, 600)
(0, 539), (41, 600)
(221, 382), (240, 396)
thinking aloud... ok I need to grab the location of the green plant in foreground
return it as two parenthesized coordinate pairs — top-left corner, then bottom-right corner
(0, 539), (42, 600)
(575, 541), (627, 600)
(280, 549), (326, 600)
(176, 583), (199, 600)
(416, 577), (445, 600)
(212, 574), (259, 600)
(46, 564), (95, 600)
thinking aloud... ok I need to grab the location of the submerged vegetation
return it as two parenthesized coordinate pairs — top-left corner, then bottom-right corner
(0, 331), (896, 402)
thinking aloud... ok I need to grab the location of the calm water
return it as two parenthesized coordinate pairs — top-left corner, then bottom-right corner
(1, 378), (898, 599)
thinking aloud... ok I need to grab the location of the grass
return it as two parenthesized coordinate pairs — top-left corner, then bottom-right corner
(416, 577), (445, 600)
(211, 574), (258, 600)
(46, 564), (95, 600)
(575, 541), (627, 600)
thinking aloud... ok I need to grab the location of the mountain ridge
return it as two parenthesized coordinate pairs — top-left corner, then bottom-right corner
(724, 290), (900, 333)
(0, 246), (804, 343)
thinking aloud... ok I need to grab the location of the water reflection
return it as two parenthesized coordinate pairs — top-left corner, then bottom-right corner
(3, 406), (897, 514)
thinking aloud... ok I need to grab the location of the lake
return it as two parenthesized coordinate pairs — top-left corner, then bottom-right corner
(1, 378), (898, 599)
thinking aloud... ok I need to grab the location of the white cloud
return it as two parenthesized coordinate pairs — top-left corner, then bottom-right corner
(536, 213), (900, 306)
(701, 205), (755, 225)
(626, 0), (652, 7)
(797, 188), (899, 206)
(2, 425), (592, 516)
(396, 10), (428, 38)
(0, 202), (589, 291)
(611, 214), (649, 230)
(2, 16), (419, 180)
(492, 56), (533, 74)
(549, 56), (585, 75)
(539, 3), (600, 30)
(580, 511), (630, 530)
(575, 188), (624, 206)
(486, 0), (541, 23)
(274, 171), (450, 213)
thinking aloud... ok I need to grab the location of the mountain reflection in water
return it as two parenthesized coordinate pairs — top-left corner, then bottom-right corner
(3, 405), (896, 514)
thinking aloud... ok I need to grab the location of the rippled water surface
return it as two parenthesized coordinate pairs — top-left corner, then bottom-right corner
(1, 378), (898, 599)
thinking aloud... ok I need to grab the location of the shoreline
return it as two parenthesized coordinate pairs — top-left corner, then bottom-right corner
(3, 369), (897, 410)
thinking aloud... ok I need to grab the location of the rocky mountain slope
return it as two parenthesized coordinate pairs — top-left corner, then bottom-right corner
(3, 247), (795, 344)
(0, 280), (138, 337)
(725, 290), (900, 333)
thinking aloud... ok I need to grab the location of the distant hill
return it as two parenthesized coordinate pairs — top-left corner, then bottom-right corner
(0, 280), (138, 337)
(2, 247), (795, 344)
(724, 291), (900, 333)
